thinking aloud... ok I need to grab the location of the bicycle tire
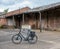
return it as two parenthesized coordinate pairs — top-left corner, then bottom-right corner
(28, 35), (38, 44)
(12, 34), (22, 44)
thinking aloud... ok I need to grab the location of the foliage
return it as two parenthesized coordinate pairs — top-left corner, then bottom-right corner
(0, 25), (7, 29)
(4, 8), (9, 14)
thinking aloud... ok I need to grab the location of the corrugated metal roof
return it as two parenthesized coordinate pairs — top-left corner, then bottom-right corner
(5, 7), (30, 17)
(24, 2), (60, 13)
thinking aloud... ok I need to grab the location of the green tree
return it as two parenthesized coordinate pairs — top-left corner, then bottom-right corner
(4, 8), (9, 14)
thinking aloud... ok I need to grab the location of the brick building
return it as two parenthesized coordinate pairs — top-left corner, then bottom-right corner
(23, 2), (60, 31)
(5, 7), (30, 28)
(5, 2), (60, 31)
(0, 12), (7, 26)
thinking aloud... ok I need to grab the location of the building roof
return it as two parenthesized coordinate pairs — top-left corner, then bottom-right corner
(5, 7), (30, 17)
(5, 2), (60, 17)
(24, 2), (60, 13)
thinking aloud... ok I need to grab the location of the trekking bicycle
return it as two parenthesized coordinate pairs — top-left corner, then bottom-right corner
(12, 28), (38, 44)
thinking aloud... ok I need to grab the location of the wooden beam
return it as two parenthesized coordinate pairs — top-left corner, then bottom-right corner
(13, 16), (15, 26)
(46, 11), (49, 28)
(18, 16), (20, 27)
(53, 11), (56, 29)
(39, 12), (42, 32)
(22, 13), (24, 24)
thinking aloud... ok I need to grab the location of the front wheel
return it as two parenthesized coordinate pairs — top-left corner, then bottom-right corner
(12, 34), (22, 44)
(28, 35), (38, 44)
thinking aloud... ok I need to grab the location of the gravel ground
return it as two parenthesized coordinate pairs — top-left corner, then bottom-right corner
(0, 29), (60, 49)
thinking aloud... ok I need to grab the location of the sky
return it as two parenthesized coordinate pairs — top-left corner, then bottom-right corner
(0, 0), (60, 12)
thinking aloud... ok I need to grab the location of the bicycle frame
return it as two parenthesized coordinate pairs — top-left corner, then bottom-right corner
(18, 30), (28, 40)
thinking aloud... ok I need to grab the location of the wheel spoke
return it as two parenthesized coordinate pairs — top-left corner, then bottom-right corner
(12, 34), (22, 44)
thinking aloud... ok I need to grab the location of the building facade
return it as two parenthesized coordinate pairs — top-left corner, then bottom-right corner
(5, 2), (60, 31)
(5, 7), (30, 28)
(0, 12), (7, 26)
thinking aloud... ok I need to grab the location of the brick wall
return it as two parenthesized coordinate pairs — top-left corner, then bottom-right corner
(0, 18), (7, 26)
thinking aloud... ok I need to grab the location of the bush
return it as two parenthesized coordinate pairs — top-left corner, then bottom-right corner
(0, 25), (7, 29)
(0, 25), (4, 29)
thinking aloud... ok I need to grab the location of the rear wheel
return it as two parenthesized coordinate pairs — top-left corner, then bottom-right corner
(28, 35), (38, 44)
(12, 34), (22, 44)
